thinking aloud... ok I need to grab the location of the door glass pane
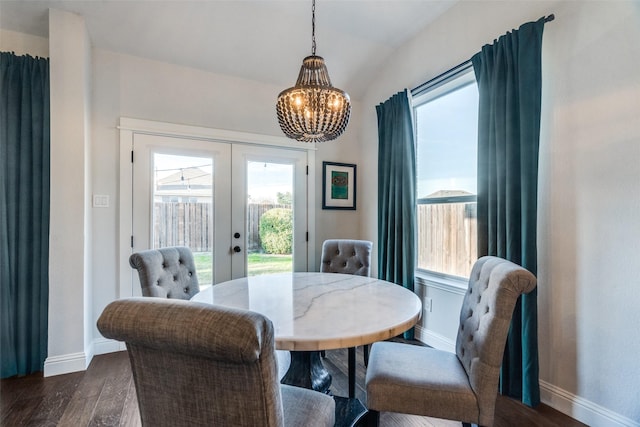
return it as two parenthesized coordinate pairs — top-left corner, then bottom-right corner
(153, 153), (213, 288)
(246, 161), (293, 276)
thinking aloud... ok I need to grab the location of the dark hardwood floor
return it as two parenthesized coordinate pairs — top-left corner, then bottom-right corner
(2, 346), (587, 427)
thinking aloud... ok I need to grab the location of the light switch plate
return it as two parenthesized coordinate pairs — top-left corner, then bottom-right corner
(93, 195), (110, 208)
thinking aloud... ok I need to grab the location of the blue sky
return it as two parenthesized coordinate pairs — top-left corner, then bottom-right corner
(246, 161), (292, 203)
(415, 82), (478, 198)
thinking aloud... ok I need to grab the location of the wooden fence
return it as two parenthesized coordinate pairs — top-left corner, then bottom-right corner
(417, 202), (477, 278)
(153, 203), (210, 251)
(154, 201), (475, 275)
(153, 202), (290, 252)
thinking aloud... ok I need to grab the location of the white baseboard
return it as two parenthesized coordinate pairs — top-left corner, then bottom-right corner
(43, 351), (89, 377)
(93, 337), (126, 355)
(540, 380), (639, 427)
(414, 324), (455, 353)
(42, 339), (124, 377)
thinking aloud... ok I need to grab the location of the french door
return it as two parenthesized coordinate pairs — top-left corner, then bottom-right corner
(126, 132), (309, 297)
(230, 144), (308, 278)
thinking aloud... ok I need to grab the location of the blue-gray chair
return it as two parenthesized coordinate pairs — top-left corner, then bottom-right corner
(97, 298), (335, 427)
(365, 256), (537, 427)
(129, 246), (200, 299)
(320, 239), (372, 277)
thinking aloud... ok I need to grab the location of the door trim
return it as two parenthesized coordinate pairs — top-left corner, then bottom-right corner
(118, 117), (319, 150)
(118, 117), (317, 298)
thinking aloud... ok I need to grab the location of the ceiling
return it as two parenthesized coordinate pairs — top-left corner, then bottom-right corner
(0, 0), (458, 99)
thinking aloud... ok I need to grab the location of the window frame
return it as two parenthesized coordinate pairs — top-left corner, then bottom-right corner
(411, 62), (478, 290)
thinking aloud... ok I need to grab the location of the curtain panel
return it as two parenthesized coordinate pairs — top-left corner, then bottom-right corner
(472, 18), (545, 406)
(376, 90), (416, 340)
(0, 52), (50, 378)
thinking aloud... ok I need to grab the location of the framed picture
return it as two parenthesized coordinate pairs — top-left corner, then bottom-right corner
(322, 161), (356, 210)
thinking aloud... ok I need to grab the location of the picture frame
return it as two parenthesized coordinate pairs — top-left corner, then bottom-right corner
(322, 161), (356, 210)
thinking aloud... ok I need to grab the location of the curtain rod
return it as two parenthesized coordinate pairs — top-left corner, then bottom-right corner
(410, 14), (554, 95)
(411, 61), (472, 96)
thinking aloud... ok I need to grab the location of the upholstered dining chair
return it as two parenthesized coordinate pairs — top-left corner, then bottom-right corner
(97, 298), (335, 427)
(129, 246), (200, 299)
(320, 239), (372, 277)
(129, 246), (291, 379)
(365, 256), (537, 427)
(320, 238), (373, 398)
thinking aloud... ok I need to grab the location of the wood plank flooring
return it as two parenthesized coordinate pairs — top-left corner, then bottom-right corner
(2, 346), (587, 427)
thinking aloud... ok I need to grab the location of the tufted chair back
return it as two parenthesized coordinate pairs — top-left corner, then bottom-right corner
(97, 298), (335, 427)
(129, 246), (200, 299)
(320, 239), (372, 276)
(455, 256), (537, 425)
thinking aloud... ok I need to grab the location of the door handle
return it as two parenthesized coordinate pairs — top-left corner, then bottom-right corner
(233, 246), (241, 253)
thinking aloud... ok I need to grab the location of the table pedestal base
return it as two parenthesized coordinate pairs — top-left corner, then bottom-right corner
(334, 396), (368, 427)
(281, 351), (332, 394)
(280, 351), (368, 427)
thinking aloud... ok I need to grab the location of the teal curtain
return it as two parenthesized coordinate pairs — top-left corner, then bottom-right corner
(376, 90), (416, 340)
(1, 52), (50, 378)
(472, 18), (545, 406)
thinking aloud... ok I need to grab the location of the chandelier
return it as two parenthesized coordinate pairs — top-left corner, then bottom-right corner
(276, 0), (351, 143)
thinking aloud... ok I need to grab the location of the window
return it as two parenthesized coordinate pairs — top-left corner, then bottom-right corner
(413, 65), (478, 279)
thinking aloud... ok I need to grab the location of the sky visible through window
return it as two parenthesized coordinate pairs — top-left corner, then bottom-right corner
(154, 153), (292, 203)
(415, 82), (478, 198)
(154, 153), (211, 182)
(246, 161), (292, 203)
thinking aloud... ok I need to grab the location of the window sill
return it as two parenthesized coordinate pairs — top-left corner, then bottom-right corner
(415, 270), (468, 295)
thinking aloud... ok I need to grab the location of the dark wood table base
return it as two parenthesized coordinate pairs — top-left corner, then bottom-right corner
(334, 396), (368, 427)
(280, 350), (368, 427)
(281, 350), (332, 393)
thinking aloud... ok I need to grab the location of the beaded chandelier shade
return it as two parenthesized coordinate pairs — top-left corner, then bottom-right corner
(276, 0), (351, 143)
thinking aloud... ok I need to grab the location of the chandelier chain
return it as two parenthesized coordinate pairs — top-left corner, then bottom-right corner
(311, 0), (316, 55)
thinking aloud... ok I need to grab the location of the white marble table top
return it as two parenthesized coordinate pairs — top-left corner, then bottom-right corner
(190, 272), (422, 351)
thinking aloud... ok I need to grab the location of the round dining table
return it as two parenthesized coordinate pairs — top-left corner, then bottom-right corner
(191, 272), (422, 351)
(191, 272), (422, 426)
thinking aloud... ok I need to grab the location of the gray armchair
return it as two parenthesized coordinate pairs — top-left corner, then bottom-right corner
(365, 256), (537, 427)
(129, 246), (200, 299)
(129, 246), (291, 379)
(320, 239), (373, 398)
(97, 298), (335, 427)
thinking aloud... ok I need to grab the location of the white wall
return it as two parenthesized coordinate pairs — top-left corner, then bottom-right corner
(537, 2), (639, 424)
(312, 110), (367, 253)
(359, 1), (640, 426)
(0, 28), (48, 57)
(46, 8), (93, 376)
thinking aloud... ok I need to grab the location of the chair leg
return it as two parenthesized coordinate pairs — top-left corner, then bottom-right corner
(461, 423), (472, 427)
(363, 344), (369, 367)
(366, 410), (380, 427)
(321, 350), (326, 358)
(348, 347), (356, 398)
